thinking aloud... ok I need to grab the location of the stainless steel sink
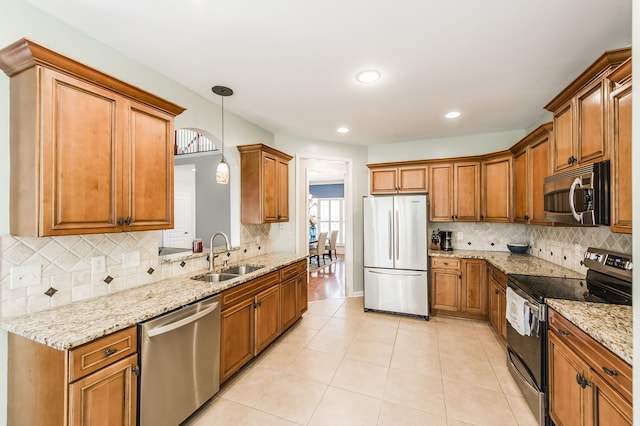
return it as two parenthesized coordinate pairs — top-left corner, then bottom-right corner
(191, 272), (239, 282)
(221, 264), (265, 275)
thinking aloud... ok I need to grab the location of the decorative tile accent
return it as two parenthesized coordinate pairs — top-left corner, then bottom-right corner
(44, 287), (58, 297)
(180, 261), (186, 268)
(147, 268), (155, 275)
(103, 276), (114, 284)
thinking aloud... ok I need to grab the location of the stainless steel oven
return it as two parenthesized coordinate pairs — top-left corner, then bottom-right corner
(506, 247), (632, 426)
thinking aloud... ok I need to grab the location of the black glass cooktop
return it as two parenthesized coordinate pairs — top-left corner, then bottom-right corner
(507, 270), (632, 305)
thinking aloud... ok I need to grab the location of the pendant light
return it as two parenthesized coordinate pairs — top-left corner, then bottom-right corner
(212, 85), (233, 184)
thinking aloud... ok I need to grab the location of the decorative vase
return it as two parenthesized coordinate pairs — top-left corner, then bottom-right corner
(309, 225), (317, 240)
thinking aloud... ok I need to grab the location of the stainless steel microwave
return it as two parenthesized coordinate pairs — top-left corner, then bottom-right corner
(543, 160), (610, 226)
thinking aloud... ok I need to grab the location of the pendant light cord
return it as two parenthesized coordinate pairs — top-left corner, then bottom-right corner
(221, 95), (224, 159)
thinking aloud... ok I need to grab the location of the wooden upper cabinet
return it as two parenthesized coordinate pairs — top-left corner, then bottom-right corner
(0, 38), (184, 237)
(429, 163), (453, 221)
(510, 123), (553, 225)
(481, 154), (512, 222)
(609, 58), (632, 234)
(369, 164), (427, 194)
(429, 162), (479, 222)
(545, 47), (631, 174)
(453, 162), (480, 221)
(238, 144), (293, 224)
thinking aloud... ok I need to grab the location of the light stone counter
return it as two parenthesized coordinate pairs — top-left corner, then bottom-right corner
(429, 249), (584, 278)
(0, 252), (307, 350)
(546, 299), (632, 365)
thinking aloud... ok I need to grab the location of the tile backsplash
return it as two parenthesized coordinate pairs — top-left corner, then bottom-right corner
(429, 222), (632, 274)
(0, 224), (271, 318)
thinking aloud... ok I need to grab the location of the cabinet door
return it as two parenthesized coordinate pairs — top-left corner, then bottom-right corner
(40, 68), (123, 235)
(220, 298), (255, 383)
(548, 331), (592, 426)
(280, 277), (299, 330)
(461, 259), (487, 316)
(124, 100), (175, 231)
(69, 354), (137, 426)
(298, 273), (308, 315)
(488, 279), (501, 333)
(529, 135), (551, 225)
(429, 164), (453, 222)
(454, 162), (480, 221)
(482, 156), (512, 222)
(255, 284), (281, 354)
(262, 154), (278, 222)
(276, 158), (290, 221)
(398, 165), (427, 193)
(512, 149), (529, 223)
(590, 371), (632, 426)
(610, 81), (632, 234)
(370, 167), (399, 194)
(576, 78), (608, 164)
(553, 100), (574, 173)
(431, 269), (459, 311)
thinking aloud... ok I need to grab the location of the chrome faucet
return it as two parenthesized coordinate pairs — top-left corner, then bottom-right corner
(209, 231), (231, 272)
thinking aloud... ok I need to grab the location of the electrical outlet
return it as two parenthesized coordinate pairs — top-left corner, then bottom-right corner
(122, 251), (140, 268)
(10, 264), (42, 289)
(91, 256), (106, 274)
(457, 231), (464, 241)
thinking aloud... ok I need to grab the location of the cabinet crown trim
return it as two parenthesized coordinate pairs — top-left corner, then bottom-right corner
(544, 47), (631, 112)
(237, 143), (293, 161)
(0, 38), (185, 116)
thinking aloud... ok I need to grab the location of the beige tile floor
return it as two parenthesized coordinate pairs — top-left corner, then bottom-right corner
(185, 297), (539, 426)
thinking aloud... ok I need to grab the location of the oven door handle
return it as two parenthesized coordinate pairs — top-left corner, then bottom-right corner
(568, 177), (584, 223)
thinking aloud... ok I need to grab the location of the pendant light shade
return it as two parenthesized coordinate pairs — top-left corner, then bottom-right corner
(212, 85), (233, 184)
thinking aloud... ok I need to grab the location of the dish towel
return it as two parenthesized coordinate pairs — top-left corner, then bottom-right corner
(506, 287), (528, 336)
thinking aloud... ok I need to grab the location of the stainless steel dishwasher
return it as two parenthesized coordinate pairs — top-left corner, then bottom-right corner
(139, 295), (221, 426)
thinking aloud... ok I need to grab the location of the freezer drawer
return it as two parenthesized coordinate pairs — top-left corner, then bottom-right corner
(364, 268), (428, 318)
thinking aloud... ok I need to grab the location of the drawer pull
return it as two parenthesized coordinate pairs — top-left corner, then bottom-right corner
(495, 288), (500, 295)
(602, 367), (618, 377)
(104, 348), (118, 357)
(558, 329), (569, 336)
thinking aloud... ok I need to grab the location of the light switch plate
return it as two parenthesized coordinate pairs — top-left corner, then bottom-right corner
(91, 256), (106, 274)
(122, 251), (140, 268)
(10, 264), (42, 289)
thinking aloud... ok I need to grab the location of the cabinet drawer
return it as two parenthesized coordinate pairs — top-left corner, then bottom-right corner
(548, 309), (632, 402)
(488, 264), (507, 289)
(431, 257), (461, 270)
(69, 326), (137, 382)
(280, 260), (306, 281)
(220, 271), (280, 310)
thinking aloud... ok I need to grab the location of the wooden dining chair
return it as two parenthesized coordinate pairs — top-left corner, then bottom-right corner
(309, 231), (328, 265)
(325, 230), (338, 261)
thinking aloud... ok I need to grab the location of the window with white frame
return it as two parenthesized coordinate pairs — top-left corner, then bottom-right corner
(311, 198), (345, 246)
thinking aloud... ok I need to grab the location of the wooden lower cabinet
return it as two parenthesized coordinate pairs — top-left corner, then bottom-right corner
(69, 354), (138, 426)
(430, 257), (486, 319)
(487, 264), (507, 341)
(548, 308), (632, 426)
(8, 326), (138, 426)
(220, 260), (308, 383)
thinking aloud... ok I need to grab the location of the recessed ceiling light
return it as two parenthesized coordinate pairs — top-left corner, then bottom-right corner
(356, 70), (381, 84)
(445, 111), (461, 119)
(337, 127), (349, 134)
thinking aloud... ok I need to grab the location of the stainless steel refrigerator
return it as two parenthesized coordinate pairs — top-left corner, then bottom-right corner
(363, 194), (428, 319)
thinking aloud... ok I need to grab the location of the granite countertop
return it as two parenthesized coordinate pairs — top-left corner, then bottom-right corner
(546, 299), (632, 365)
(0, 252), (307, 350)
(429, 249), (584, 278)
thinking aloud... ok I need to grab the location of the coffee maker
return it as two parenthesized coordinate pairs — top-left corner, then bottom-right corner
(439, 230), (453, 251)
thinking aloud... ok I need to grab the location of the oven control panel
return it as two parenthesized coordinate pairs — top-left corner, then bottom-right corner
(583, 247), (633, 280)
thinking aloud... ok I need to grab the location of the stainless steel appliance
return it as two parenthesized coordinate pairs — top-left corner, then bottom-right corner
(506, 248), (632, 426)
(543, 159), (610, 226)
(139, 295), (221, 426)
(363, 194), (428, 319)
(439, 230), (453, 251)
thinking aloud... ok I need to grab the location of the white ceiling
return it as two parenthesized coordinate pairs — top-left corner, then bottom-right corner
(26, 0), (631, 145)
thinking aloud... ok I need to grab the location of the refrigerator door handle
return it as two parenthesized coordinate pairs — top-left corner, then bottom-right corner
(395, 209), (400, 261)
(388, 210), (393, 260)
